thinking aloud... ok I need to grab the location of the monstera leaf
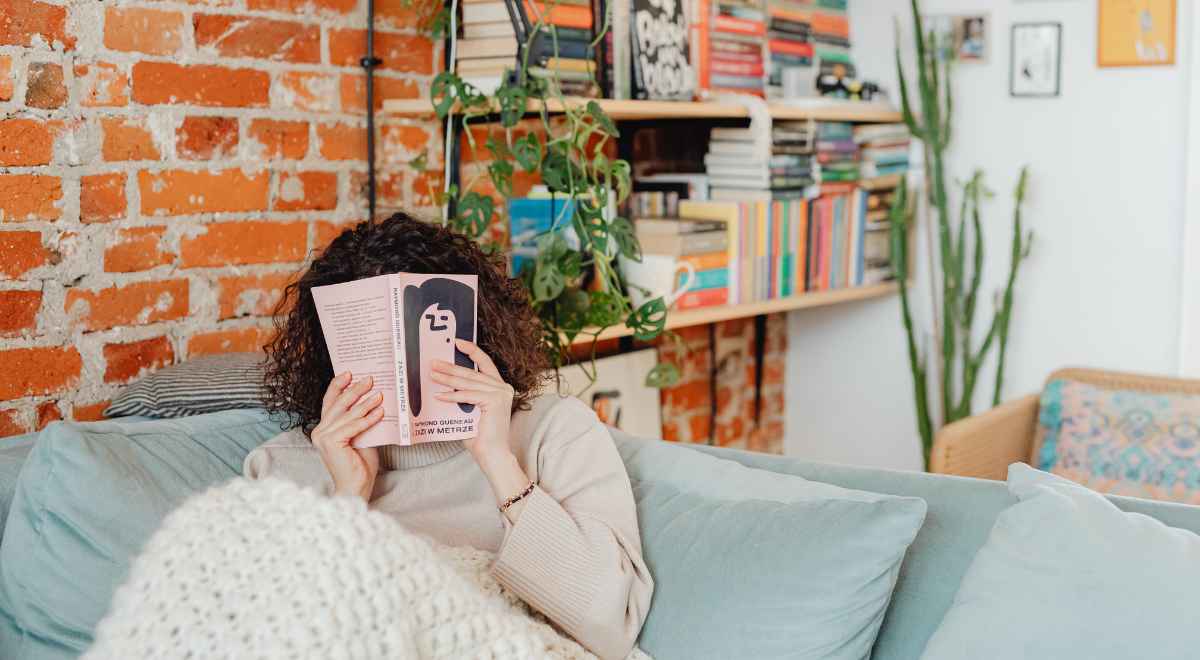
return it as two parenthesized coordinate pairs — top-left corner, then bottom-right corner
(430, 71), (458, 118)
(455, 192), (493, 238)
(532, 262), (565, 302)
(645, 362), (681, 388)
(513, 133), (543, 172)
(610, 217), (641, 261)
(627, 297), (667, 341)
(488, 159), (514, 198)
(586, 291), (624, 328)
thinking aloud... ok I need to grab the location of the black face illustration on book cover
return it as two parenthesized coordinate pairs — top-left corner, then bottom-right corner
(403, 277), (476, 417)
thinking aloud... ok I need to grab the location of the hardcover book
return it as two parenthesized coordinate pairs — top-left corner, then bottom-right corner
(311, 273), (480, 448)
(631, 0), (694, 99)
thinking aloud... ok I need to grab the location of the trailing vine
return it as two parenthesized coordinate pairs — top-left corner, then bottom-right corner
(418, 2), (681, 387)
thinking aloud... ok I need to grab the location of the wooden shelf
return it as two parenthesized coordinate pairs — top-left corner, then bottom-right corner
(568, 281), (898, 345)
(383, 97), (903, 123)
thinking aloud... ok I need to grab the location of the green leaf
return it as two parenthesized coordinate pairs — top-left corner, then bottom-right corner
(532, 262), (565, 302)
(645, 362), (681, 388)
(541, 148), (573, 192)
(557, 249), (582, 279)
(610, 216), (641, 261)
(556, 287), (590, 332)
(428, 7), (452, 38)
(408, 152), (428, 172)
(536, 230), (569, 260)
(627, 296), (667, 341)
(610, 159), (632, 204)
(488, 159), (514, 198)
(586, 290), (624, 327)
(485, 135), (512, 161)
(496, 84), (528, 128)
(430, 71), (458, 119)
(456, 192), (493, 238)
(572, 202), (608, 253)
(586, 100), (619, 137)
(513, 133), (543, 172)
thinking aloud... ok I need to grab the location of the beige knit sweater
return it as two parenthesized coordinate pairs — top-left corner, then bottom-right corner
(244, 392), (653, 660)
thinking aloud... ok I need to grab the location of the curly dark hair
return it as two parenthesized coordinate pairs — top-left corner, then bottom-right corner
(263, 212), (549, 436)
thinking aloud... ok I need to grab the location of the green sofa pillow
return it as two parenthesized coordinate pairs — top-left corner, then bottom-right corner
(614, 434), (928, 660)
(921, 464), (1200, 659)
(0, 410), (282, 659)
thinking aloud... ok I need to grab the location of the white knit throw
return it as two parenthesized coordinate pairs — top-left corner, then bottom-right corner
(84, 478), (651, 660)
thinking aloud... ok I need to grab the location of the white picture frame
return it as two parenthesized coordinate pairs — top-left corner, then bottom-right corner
(1011, 22), (1062, 97)
(550, 349), (663, 439)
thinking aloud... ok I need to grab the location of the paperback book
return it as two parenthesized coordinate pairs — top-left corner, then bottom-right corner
(311, 273), (480, 448)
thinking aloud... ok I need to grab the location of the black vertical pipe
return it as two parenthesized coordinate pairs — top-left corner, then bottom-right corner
(752, 313), (766, 427)
(361, 0), (382, 222)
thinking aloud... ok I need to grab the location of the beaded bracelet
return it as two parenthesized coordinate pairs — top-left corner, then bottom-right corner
(499, 482), (535, 513)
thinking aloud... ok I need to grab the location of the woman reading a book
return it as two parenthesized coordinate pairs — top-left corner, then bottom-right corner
(248, 213), (652, 660)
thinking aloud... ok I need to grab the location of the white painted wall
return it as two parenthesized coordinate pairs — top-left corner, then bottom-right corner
(785, 0), (1193, 470)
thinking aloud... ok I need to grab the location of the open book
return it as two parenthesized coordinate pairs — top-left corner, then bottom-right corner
(311, 273), (480, 448)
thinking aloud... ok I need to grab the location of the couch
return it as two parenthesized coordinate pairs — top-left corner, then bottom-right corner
(2, 413), (1200, 659)
(930, 368), (1200, 496)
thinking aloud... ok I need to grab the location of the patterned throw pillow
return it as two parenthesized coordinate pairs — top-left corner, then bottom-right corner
(104, 353), (267, 419)
(1033, 378), (1200, 504)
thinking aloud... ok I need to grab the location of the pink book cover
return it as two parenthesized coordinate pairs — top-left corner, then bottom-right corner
(311, 273), (480, 448)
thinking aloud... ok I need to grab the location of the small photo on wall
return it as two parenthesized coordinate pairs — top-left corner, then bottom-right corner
(925, 14), (989, 63)
(1010, 23), (1062, 98)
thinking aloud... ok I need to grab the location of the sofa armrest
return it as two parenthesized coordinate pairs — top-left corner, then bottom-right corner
(929, 393), (1039, 480)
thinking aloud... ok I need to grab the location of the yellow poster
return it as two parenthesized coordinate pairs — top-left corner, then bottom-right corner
(1097, 0), (1176, 67)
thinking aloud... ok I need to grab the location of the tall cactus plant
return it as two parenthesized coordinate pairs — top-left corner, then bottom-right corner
(891, 0), (1034, 464)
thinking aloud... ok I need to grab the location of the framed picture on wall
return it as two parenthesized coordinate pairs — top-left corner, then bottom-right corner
(924, 14), (989, 63)
(550, 348), (663, 439)
(1010, 23), (1062, 98)
(1097, 0), (1176, 67)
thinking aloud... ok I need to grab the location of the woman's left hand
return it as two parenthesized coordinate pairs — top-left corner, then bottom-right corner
(431, 339), (515, 463)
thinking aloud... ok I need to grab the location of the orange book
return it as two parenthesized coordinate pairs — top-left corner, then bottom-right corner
(691, 0), (711, 92)
(681, 251), (731, 271)
(675, 287), (729, 310)
(811, 11), (849, 38)
(523, 1), (593, 29)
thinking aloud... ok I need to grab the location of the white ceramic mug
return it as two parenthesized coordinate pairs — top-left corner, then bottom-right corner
(619, 254), (697, 309)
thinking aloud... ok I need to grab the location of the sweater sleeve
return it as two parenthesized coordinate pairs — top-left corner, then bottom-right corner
(491, 398), (654, 660)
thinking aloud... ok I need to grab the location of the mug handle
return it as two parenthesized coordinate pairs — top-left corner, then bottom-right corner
(666, 262), (697, 308)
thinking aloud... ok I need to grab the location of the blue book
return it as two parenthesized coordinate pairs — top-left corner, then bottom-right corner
(678, 268), (730, 291)
(508, 197), (578, 275)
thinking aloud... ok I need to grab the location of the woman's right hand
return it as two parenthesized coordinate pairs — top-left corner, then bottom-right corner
(311, 372), (384, 501)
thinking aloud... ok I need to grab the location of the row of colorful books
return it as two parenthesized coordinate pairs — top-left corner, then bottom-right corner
(457, 0), (597, 95)
(633, 180), (898, 311)
(456, 0), (852, 101)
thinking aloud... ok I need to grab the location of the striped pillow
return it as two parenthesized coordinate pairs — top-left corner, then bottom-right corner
(105, 353), (267, 419)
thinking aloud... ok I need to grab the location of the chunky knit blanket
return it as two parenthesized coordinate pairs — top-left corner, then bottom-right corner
(85, 478), (651, 660)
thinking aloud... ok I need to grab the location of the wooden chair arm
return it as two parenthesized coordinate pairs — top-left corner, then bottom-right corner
(929, 393), (1040, 480)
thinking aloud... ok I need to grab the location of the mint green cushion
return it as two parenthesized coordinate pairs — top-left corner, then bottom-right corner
(0, 410), (281, 659)
(921, 464), (1200, 659)
(616, 435), (927, 659)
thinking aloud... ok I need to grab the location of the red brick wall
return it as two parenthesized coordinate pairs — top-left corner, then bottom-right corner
(0, 0), (440, 434)
(658, 316), (787, 453)
(0, 0), (785, 452)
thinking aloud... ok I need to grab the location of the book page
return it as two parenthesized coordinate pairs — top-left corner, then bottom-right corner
(311, 275), (401, 449)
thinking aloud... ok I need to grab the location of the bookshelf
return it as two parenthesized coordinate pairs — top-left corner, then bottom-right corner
(568, 282), (898, 345)
(383, 98), (903, 123)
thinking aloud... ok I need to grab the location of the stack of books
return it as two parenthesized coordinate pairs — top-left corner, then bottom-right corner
(765, 0), (814, 98)
(811, 1), (853, 84)
(815, 121), (859, 183)
(854, 123), (910, 179)
(691, 0), (767, 97)
(704, 122), (813, 194)
(635, 217), (731, 310)
(457, 0), (596, 95)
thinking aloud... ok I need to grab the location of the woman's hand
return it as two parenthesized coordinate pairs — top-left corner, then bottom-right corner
(432, 339), (514, 461)
(432, 340), (532, 521)
(310, 372), (383, 501)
